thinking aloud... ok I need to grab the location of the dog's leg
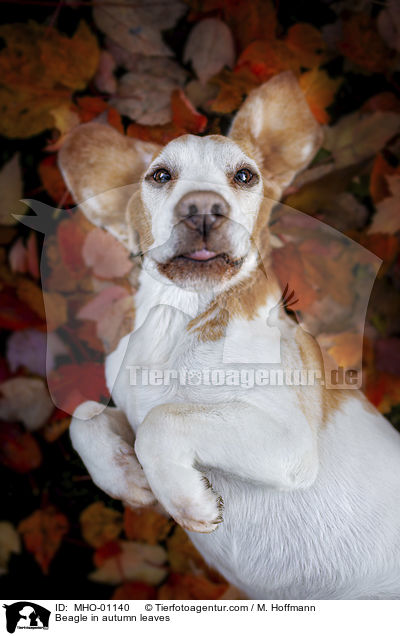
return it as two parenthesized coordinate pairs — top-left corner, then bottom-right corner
(135, 402), (318, 532)
(70, 401), (156, 508)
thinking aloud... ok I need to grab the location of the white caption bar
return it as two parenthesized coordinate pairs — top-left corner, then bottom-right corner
(1, 599), (399, 636)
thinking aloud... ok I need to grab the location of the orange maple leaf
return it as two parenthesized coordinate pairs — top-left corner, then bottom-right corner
(18, 506), (69, 574)
(370, 153), (400, 203)
(299, 68), (341, 124)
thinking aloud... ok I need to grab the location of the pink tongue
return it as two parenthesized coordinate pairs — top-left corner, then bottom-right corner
(186, 249), (217, 261)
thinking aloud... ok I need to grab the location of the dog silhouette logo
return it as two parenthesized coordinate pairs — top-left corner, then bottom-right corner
(3, 602), (50, 633)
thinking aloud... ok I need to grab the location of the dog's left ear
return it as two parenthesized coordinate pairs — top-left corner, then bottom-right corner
(229, 72), (322, 191)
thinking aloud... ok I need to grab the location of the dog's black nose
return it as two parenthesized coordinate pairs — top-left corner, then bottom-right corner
(175, 191), (229, 235)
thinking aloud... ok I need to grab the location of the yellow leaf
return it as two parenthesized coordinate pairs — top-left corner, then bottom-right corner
(80, 502), (123, 549)
(327, 332), (363, 369)
(42, 291), (68, 332)
(166, 526), (208, 574)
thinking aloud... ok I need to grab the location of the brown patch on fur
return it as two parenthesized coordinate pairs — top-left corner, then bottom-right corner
(114, 445), (136, 469)
(188, 255), (280, 342)
(351, 390), (379, 417)
(251, 197), (276, 248)
(126, 192), (154, 253)
(295, 327), (350, 426)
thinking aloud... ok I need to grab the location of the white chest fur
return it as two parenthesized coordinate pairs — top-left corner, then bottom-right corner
(104, 271), (400, 599)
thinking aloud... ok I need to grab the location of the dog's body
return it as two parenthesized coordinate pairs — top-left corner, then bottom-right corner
(59, 73), (400, 599)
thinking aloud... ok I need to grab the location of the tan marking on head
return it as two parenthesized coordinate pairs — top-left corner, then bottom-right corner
(126, 192), (154, 253)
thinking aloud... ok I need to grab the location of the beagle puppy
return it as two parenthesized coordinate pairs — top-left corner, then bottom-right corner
(59, 72), (400, 599)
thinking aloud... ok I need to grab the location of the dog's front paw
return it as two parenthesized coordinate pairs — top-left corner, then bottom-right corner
(167, 480), (224, 533)
(113, 445), (157, 509)
(70, 403), (157, 509)
(135, 436), (223, 532)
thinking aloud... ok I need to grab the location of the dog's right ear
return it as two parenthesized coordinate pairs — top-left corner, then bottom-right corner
(229, 72), (322, 192)
(58, 123), (161, 248)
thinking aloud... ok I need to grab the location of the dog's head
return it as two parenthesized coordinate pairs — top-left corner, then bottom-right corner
(59, 73), (321, 293)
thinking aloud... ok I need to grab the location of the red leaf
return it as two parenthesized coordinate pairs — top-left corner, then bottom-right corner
(0, 421), (42, 473)
(339, 14), (391, 74)
(375, 338), (400, 375)
(38, 155), (74, 205)
(127, 122), (186, 145)
(171, 89), (207, 133)
(0, 289), (44, 331)
(57, 216), (88, 278)
(370, 154), (400, 203)
(94, 540), (122, 567)
(47, 362), (109, 414)
(76, 96), (108, 123)
(362, 92), (400, 114)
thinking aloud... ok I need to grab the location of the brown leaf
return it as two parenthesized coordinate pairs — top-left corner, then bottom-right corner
(112, 582), (156, 600)
(0, 21), (99, 138)
(210, 68), (259, 113)
(18, 506), (69, 574)
(158, 572), (228, 600)
(284, 22), (329, 69)
(272, 243), (317, 311)
(42, 414), (70, 443)
(124, 506), (173, 545)
(339, 14), (392, 74)
(38, 156), (73, 205)
(166, 526), (208, 574)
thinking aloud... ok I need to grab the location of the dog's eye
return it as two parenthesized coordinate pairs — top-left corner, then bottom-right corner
(234, 168), (253, 184)
(153, 169), (171, 183)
